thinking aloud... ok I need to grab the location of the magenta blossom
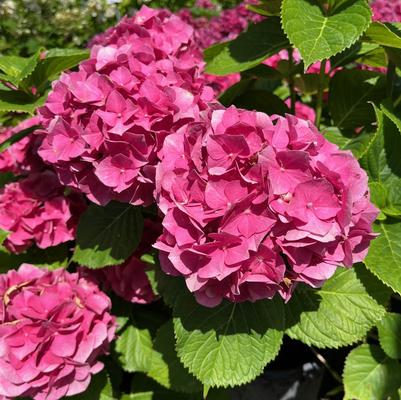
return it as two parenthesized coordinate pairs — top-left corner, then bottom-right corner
(0, 264), (116, 400)
(81, 219), (161, 304)
(0, 171), (86, 253)
(39, 6), (213, 206)
(285, 99), (316, 122)
(0, 116), (45, 175)
(155, 106), (378, 307)
(371, 0), (401, 22)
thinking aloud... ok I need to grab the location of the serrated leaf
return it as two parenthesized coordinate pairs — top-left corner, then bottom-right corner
(72, 201), (143, 269)
(0, 90), (47, 114)
(204, 18), (289, 75)
(148, 321), (202, 393)
(281, 0), (372, 69)
(25, 48), (89, 93)
(364, 22), (401, 49)
(329, 70), (386, 131)
(322, 127), (354, 148)
(115, 324), (156, 373)
(286, 267), (386, 348)
(378, 313), (401, 359)
(365, 220), (401, 296)
(173, 288), (284, 388)
(0, 51), (40, 85)
(343, 344), (401, 400)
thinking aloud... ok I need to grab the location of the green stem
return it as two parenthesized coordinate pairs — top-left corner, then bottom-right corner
(315, 59), (327, 129)
(288, 48), (296, 115)
(310, 346), (342, 384)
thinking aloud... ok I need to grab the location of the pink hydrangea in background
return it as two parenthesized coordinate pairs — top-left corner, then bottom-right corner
(0, 171), (86, 253)
(0, 116), (45, 175)
(39, 6), (213, 206)
(155, 106), (378, 307)
(371, 0), (401, 22)
(285, 99), (316, 122)
(81, 220), (161, 304)
(0, 264), (116, 400)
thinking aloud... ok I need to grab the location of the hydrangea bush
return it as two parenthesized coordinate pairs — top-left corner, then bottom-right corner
(0, 0), (401, 399)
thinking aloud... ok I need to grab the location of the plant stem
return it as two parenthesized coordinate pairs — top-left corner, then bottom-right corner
(288, 48), (296, 114)
(315, 59), (327, 129)
(310, 346), (342, 384)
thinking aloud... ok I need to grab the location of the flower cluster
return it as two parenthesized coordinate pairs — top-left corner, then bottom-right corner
(39, 6), (213, 206)
(0, 264), (116, 400)
(0, 171), (85, 253)
(0, 116), (45, 175)
(371, 0), (401, 22)
(155, 107), (378, 307)
(81, 219), (161, 304)
(285, 99), (316, 123)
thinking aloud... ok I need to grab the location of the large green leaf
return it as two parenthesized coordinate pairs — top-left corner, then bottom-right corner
(365, 220), (401, 295)
(204, 18), (289, 75)
(72, 201), (143, 269)
(343, 344), (401, 400)
(364, 22), (401, 49)
(148, 321), (202, 393)
(329, 70), (386, 131)
(0, 90), (47, 114)
(24, 48), (89, 92)
(281, 0), (372, 69)
(173, 283), (284, 388)
(378, 313), (401, 360)
(115, 324), (163, 374)
(0, 51), (40, 86)
(286, 267), (387, 348)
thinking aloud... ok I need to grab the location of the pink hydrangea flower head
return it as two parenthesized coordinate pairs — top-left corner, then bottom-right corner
(39, 6), (213, 206)
(0, 171), (86, 253)
(155, 106), (378, 307)
(371, 0), (401, 22)
(0, 264), (116, 400)
(0, 116), (45, 175)
(81, 219), (161, 304)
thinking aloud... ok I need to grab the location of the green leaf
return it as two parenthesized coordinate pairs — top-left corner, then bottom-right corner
(322, 126), (354, 148)
(0, 51), (40, 85)
(0, 124), (40, 153)
(364, 22), (401, 49)
(115, 324), (158, 373)
(247, 1), (282, 16)
(0, 244), (68, 273)
(148, 321), (202, 393)
(343, 344), (401, 400)
(121, 394), (153, 400)
(281, 0), (372, 69)
(286, 267), (387, 348)
(378, 313), (401, 359)
(329, 70), (386, 131)
(70, 370), (114, 400)
(173, 286), (284, 387)
(72, 201), (143, 269)
(204, 18), (289, 75)
(25, 48), (89, 92)
(0, 90), (47, 114)
(365, 220), (401, 296)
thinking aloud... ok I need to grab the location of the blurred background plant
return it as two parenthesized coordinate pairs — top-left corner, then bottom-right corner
(0, 0), (242, 56)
